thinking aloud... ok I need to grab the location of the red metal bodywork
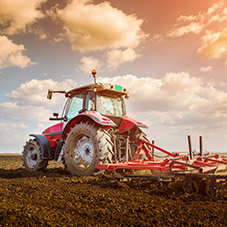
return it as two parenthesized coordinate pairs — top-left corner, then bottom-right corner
(42, 111), (147, 147)
(42, 123), (63, 147)
(62, 111), (116, 139)
(119, 116), (147, 134)
(42, 123), (63, 134)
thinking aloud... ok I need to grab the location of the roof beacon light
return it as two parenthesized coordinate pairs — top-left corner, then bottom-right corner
(92, 69), (97, 84)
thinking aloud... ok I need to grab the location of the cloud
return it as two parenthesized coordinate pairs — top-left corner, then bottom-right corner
(200, 66), (213, 72)
(165, 1), (227, 65)
(79, 56), (103, 73)
(207, 2), (224, 15)
(172, 1), (226, 35)
(79, 48), (141, 71)
(0, 36), (35, 71)
(0, 103), (53, 152)
(167, 22), (204, 37)
(107, 48), (140, 68)
(167, 1), (226, 38)
(0, 0), (47, 35)
(197, 28), (227, 60)
(0, 122), (28, 131)
(7, 78), (77, 107)
(55, 0), (147, 52)
(151, 34), (164, 43)
(46, 0), (148, 70)
(99, 72), (227, 132)
(177, 15), (197, 22)
(0, 102), (52, 124)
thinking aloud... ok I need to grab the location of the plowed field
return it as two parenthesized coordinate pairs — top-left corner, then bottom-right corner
(0, 154), (226, 226)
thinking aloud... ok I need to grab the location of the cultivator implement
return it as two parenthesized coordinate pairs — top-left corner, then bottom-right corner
(96, 138), (227, 196)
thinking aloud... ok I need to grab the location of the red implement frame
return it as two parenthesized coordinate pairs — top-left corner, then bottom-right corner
(96, 140), (227, 174)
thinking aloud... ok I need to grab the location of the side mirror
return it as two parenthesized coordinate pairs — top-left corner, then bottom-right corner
(53, 113), (59, 117)
(49, 112), (63, 121)
(47, 89), (53, 100)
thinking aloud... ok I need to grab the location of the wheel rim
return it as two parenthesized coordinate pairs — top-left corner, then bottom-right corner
(72, 136), (94, 169)
(26, 147), (38, 168)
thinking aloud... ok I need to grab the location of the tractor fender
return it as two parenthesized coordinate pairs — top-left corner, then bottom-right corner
(119, 116), (148, 134)
(30, 134), (52, 159)
(62, 111), (116, 139)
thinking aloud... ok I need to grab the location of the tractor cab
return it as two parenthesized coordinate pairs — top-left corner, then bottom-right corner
(64, 82), (128, 125)
(46, 74), (131, 131)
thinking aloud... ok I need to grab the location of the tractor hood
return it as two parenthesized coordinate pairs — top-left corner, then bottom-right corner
(119, 116), (148, 134)
(42, 123), (63, 135)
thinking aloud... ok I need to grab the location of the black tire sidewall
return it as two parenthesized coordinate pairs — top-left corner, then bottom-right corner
(64, 123), (100, 176)
(23, 139), (47, 171)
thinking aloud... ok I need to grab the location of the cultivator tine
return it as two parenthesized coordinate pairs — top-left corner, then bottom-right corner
(151, 140), (155, 160)
(125, 136), (129, 162)
(199, 136), (203, 156)
(188, 135), (193, 160)
(185, 176), (193, 193)
(209, 177), (217, 196)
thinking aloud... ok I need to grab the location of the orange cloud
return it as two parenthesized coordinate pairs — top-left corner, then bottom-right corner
(197, 28), (227, 60)
(168, 1), (226, 37)
(55, 0), (148, 52)
(107, 48), (140, 68)
(52, 0), (148, 70)
(167, 22), (204, 37)
(79, 56), (103, 73)
(0, 0), (46, 35)
(166, 1), (227, 64)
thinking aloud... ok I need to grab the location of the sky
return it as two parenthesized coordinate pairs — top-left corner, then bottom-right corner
(0, 0), (227, 153)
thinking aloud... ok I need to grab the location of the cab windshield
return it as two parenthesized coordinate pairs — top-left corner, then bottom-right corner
(96, 95), (124, 117)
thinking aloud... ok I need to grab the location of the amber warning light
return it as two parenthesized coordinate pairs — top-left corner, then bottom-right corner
(92, 69), (97, 84)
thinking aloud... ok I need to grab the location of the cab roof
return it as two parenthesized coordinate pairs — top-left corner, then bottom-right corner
(65, 83), (129, 98)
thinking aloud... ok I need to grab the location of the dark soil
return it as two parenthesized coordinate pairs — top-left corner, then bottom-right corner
(0, 155), (226, 227)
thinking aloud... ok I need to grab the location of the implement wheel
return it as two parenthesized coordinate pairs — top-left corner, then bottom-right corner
(182, 177), (199, 194)
(23, 139), (48, 171)
(64, 122), (113, 176)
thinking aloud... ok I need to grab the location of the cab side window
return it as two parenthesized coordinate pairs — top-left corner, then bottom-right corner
(66, 94), (84, 120)
(86, 92), (95, 111)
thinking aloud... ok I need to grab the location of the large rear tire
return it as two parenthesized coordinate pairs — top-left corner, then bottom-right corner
(64, 122), (113, 176)
(23, 139), (48, 171)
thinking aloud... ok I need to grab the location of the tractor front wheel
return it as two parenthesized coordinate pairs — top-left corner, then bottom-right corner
(23, 139), (48, 171)
(64, 122), (113, 176)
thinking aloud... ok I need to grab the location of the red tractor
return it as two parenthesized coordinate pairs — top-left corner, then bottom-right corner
(23, 70), (149, 176)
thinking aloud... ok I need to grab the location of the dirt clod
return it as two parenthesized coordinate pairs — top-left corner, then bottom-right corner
(0, 155), (226, 226)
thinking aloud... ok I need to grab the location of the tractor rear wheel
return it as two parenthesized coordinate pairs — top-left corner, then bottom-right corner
(64, 122), (113, 176)
(23, 139), (48, 171)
